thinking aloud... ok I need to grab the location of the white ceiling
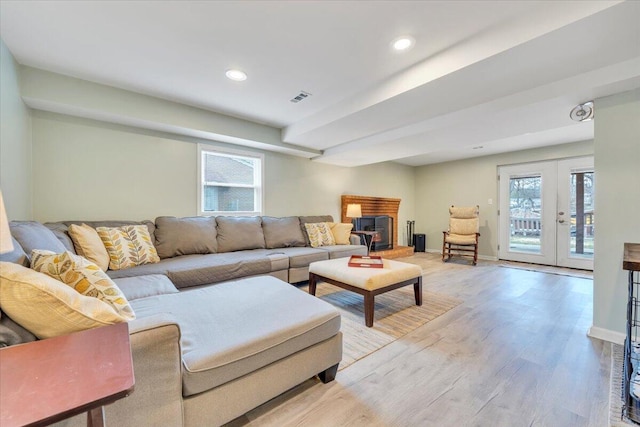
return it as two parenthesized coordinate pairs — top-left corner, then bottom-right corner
(1, 1), (639, 167)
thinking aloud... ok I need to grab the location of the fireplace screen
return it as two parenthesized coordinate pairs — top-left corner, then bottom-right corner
(355, 215), (393, 251)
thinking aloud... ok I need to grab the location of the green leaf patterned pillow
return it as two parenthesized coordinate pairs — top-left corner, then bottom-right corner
(30, 250), (135, 320)
(304, 222), (336, 248)
(96, 225), (160, 271)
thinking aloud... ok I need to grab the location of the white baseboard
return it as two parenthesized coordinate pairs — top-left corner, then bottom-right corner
(424, 248), (498, 262)
(587, 326), (625, 345)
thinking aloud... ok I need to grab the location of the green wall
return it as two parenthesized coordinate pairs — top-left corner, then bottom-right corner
(414, 141), (594, 259)
(0, 39), (32, 219)
(30, 111), (416, 232)
(591, 89), (640, 341)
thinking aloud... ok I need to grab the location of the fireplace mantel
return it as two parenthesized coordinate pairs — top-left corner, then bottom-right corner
(341, 195), (401, 250)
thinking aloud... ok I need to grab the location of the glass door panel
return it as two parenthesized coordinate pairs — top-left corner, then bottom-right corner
(499, 162), (556, 265)
(499, 157), (594, 270)
(557, 157), (594, 269)
(570, 172), (594, 258)
(508, 175), (542, 254)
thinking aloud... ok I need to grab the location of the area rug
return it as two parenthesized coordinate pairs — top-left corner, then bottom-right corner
(611, 343), (638, 426)
(300, 282), (461, 370)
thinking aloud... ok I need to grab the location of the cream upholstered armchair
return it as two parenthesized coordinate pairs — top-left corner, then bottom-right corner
(442, 205), (480, 265)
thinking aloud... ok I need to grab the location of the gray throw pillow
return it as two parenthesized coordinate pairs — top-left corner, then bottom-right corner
(216, 216), (266, 252)
(9, 221), (67, 260)
(261, 216), (306, 249)
(154, 216), (217, 258)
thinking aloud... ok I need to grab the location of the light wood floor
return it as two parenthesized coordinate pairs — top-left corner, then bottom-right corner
(229, 254), (610, 427)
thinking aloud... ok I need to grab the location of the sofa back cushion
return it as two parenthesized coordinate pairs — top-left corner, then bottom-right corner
(299, 215), (333, 246)
(216, 216), (265, 253)
(261, 216), (306, 249)
(154, 216), (217, 259)
(43, 223), (76, 252)
(9, 221), (67, 261)
(0, 236), (29, 267)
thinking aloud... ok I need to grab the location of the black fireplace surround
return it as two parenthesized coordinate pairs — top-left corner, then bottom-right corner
(354, 215), (393, 251)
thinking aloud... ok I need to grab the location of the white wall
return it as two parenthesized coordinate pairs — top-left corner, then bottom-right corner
(0, 39), (32, 219)
(414, 141), (594, 258)
(592, 89), (640, 340)
(31, 111), (415, 230)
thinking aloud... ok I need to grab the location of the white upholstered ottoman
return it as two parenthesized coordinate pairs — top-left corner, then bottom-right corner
(308, 258), (423, 327)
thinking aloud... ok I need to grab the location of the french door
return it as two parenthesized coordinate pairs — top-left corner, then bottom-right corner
(498, 157), (594, 270)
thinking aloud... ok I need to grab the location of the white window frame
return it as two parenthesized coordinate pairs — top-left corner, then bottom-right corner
(197, 144), (264, 216)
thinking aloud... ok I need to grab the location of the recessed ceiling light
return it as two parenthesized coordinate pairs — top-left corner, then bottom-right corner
(392, 36), (415, 52)
(225, 69), (247, 81)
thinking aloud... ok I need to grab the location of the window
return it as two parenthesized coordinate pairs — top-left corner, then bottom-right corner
(198, 145), (264, 216)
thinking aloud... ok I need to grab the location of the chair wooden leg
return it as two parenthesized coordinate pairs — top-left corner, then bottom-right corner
(442, 239), (446, 262)
(473, 244), (478, 265)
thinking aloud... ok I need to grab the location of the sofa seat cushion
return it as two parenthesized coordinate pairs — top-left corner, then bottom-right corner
(270, 247), (329, 268)
(114, 275), (179, 301)
(129, 276), (341, 397)
(259, 250), (290, 272)
(316, 244), (367, 259)
(107, 251), (285, 288)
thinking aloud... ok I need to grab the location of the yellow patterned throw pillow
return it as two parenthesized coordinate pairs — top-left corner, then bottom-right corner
(96, 225), (160, 271)
(304, 222), (336, 248)
(31, 250), (135, 320)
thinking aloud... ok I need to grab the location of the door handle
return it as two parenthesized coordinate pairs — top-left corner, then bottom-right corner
(558, 219), (565, 223)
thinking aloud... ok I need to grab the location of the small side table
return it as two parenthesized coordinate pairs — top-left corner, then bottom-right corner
(0, 322), (135, 427)
(351, 230), (379, 255)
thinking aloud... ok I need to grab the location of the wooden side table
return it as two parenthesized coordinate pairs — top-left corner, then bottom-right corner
(0, 322), (135, 427)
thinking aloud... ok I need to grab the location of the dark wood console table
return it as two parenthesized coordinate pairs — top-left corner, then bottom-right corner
(0, 322), (134, 427)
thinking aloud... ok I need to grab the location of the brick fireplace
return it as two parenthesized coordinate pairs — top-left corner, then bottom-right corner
(340, 195), (413, 258)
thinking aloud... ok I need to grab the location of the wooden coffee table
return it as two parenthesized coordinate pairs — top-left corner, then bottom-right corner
(308, 257), (423, 327)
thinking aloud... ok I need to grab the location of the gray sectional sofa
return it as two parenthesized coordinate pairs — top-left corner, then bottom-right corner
(0, 215), (367, 426)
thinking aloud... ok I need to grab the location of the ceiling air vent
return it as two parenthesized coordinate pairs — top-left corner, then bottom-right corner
(290, 91), (312, 103)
